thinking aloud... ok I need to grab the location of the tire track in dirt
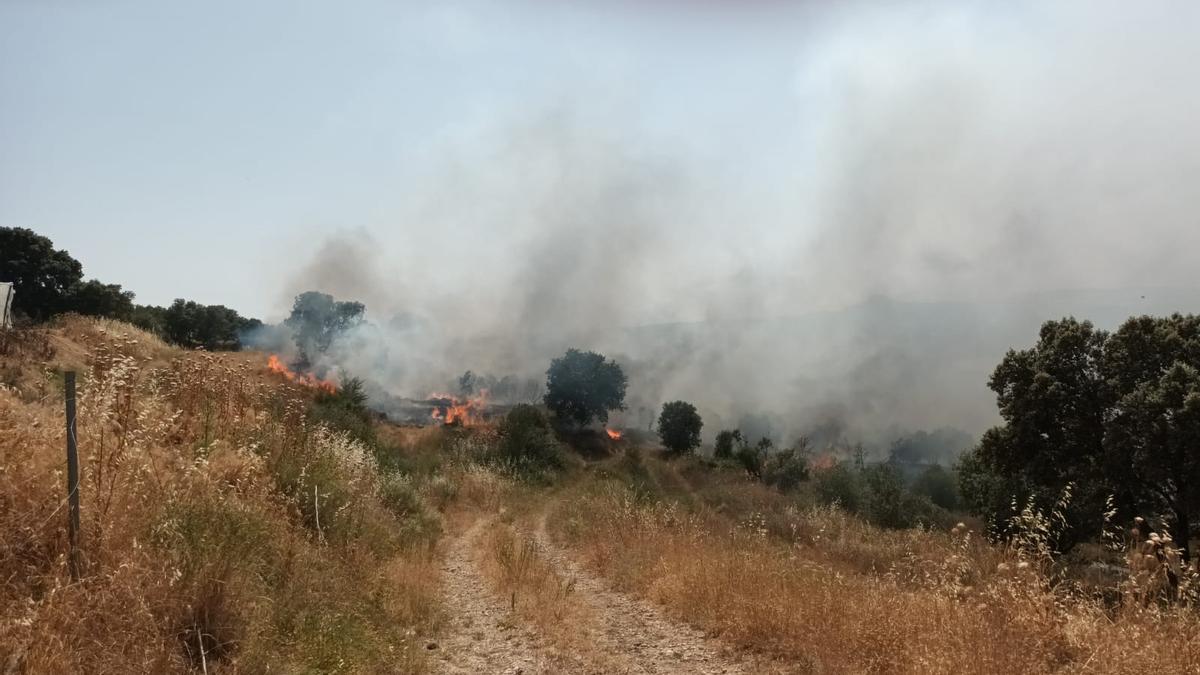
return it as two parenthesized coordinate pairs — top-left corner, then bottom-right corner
(530, 511), (749, 675)
(434, 516), (605, 675)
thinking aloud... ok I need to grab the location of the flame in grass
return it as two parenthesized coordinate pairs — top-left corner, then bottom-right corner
(266, 354), (337, 394)
(606, 428), (623, 440)
(430, 390), (490, 426)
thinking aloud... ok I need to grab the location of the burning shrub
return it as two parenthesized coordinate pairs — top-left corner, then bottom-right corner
(657, 400), (703, 455)
(309, 377), (376, 448)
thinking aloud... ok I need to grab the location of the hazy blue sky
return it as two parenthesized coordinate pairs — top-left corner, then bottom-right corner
(3, 1), (1198, 323)
(1, 1), (814, 318)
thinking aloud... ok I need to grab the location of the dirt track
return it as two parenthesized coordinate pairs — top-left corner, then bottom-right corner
(434, 511), (748, 675)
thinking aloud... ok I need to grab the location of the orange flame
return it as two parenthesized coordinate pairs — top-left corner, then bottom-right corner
(266, 354), (337, 394)
(430, 390), (489, 426)
(605, 428), (623, 440)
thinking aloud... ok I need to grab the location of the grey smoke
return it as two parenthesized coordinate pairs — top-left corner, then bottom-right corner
(268, 1), (1200, 451)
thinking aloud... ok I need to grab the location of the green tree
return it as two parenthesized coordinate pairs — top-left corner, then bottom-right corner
(912, 464), (961, 511)
(762, 443), (810, 492)
(162, 299), (259, 350)
(714, 429), (742, 460)
(543, 348), (627, 427)
(1102, 314), (1200, 558)
(961, 314), (1200, 559)
(130, 304), (168, 336)
(960, 318), (1110, 545)
(286, 291), (366, 364)
(66, 279), (135, 320)
(0, 227), (84, 320)
(657, 401), (703, 455)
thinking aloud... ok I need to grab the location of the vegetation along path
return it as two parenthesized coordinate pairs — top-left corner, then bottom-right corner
(435, 510), (750, 674)
(435, 516), (598, 674)
(530, 510), (749, 675)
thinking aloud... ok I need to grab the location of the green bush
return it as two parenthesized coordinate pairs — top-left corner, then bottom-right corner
(762, 447), (810, 492)
(310, 378), (376, 449)
(714, 429), (741, 460)
(496, 404), (563, 472)
(657, 400), (703, 455)
(814, 463), (865, 513)
(911, 464), (961, 511)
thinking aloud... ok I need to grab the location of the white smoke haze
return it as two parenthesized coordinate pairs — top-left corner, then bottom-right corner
(268, 0), (1200, 451)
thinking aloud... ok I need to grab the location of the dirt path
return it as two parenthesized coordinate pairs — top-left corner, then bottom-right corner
(529, 512), (748, 675)
(433, 517), (601, 674)
(435, 510), (752, 675)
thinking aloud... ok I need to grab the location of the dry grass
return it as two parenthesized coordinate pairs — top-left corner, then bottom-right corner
(0, 319), (443, 673)
(477, 520), (585, 648)
(550, 473), (1200, 674)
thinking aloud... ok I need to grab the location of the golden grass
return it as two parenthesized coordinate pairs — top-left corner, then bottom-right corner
(0, 319), (443, 673)
(550, 477), (1200, 674)
(477, 520), (585, 647)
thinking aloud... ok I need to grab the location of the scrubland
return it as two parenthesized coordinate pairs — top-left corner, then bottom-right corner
(0, 318), (443, 672)
(5, 317), (1200, 674)
(548, 453), (1200, 673)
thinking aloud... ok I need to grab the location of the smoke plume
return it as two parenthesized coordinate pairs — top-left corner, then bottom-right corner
(266, 0), (1200, 453)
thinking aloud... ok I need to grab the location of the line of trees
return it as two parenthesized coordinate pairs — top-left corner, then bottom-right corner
(538, 312), (1199, 552)
(0, 227), (260, 350)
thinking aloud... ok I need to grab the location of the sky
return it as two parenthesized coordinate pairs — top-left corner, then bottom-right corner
(4, 1), (1199, 323)
(4, 0), (1200, 441)
(2, 0), (819, 319)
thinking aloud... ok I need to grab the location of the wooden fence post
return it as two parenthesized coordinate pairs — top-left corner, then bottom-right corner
(65, 371), (81, 582)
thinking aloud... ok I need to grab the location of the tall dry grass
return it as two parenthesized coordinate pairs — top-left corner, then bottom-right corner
(478, 521), (584, 646)
(550, 479), (1200, 674)
(0, 318), (442, 673)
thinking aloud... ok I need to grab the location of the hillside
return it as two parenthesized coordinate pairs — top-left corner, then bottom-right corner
(4, 317), (1200, 674)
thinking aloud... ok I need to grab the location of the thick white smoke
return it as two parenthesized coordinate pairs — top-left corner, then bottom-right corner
(269, 0), (1200, 452)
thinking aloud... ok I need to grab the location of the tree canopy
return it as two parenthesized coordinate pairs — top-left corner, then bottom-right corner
(959, 314), (1200, 559)
(657, 400), (703, 455)
(0, 226), (84, 320)
(66, 279), (136, 321)
(0, 226), (261, 350)
(285, 291), (366, 364)
(155, 299), (261, 351)
(543, 348), (627, 427)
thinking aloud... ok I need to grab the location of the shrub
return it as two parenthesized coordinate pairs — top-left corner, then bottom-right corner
(496, 404), (562, 470)
(310, 377), (376, 448)
(814, 463), (865, 513)
(762, 447), (810, 492)
(714, 429), (741, 460)
(912, 464), (961, 511)
(863, 463), (911, 529)
(657, 400), (703, 455)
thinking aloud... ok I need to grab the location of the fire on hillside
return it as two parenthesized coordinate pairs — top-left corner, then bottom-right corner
(428, 390), (490, 426)
(266, 354), (338, 393)
(605, 428), (623, 440)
